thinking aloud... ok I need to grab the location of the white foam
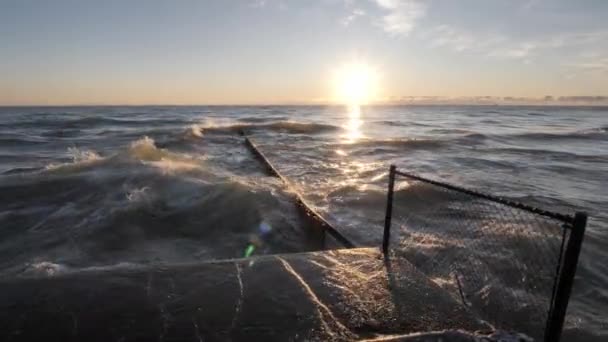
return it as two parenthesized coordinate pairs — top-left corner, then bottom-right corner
(45, 147), (103, 170)
(145, 158), (202, 174)
(26, 261), (67, 276)
(189, 124), (204, 138)
(127, 136), (205, 174)
(126, 186), (150, 203)
(68, 147), (102, 163)
(129, 136), (163, 161)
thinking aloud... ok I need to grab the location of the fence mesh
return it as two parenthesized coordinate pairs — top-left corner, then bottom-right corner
(387, 169), (574, 341)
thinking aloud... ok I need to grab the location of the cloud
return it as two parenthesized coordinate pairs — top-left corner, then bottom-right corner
(250, 0), (267, 8)
(373, 0), (427, 36)
(250, 0), (287, 10)
(426, 25), (608, 65)
(427, 25), (547, 60)
(567, 56), (608, 76)
(521, 0), (541, 10)
(488, 42), (538, 59)
(486, 32), (607, 60)
(428, 25), (506, 53)
(341, 8), (365, 26)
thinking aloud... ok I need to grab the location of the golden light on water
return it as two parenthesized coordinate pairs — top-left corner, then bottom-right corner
(331, 62), (379, 144)
(344, 105), (363, 143)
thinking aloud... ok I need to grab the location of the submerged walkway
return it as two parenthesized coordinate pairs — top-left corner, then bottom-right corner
(0, 248), (487, 341)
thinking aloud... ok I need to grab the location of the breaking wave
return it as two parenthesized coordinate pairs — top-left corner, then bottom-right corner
(45, 147), (103, 170)
(42, 137), (204, 174)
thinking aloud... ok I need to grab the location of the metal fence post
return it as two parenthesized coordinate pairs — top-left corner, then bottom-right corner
(382, 165), (397, 254)
(545, 212), (587, 342)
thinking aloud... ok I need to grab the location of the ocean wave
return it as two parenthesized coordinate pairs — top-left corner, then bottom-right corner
(20, 261), (67, 277)
(487, 147), (607, 163)
(128, 136), (205, 174)
(187, 124), (204, 138)
(326, 180), (456, 209)
(526, 111), (549, 116)
(373, 120), (432, 127)
(2, 166), (45, 175)
(429, 128), (476, 134)
(0, 177), (308, 276)
(338, 138), (444, 149)
(480, 119), (502, 124)
(63, 116), (187, 128)
(507, 126), (607, 141)
(45, 147), (103, 170)
(202, 121), (340, 135)
(0, 135), (47, 146)
(41, 137), (203, 175)
(335, 133), (486, 151)
(587, 125), (608, 134)
(0, 116), (187, 130)
(17, 261), (145, 277)
(237, 116), (288, 123)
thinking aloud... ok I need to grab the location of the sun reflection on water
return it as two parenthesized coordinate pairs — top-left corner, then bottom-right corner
(342, 105), (363, 143)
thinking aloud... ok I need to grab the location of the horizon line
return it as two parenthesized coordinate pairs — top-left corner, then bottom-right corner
(2, 104), (608, 107)
(2, 96), (608, 107)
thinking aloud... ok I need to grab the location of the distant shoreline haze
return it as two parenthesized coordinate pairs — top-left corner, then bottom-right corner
(1, 96), (608, 107)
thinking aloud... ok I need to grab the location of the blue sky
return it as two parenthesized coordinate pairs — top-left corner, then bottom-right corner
(1, 0), (607, 105)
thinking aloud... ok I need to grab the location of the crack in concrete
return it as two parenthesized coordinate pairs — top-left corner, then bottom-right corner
(70, 312), (78, 337)
(192, 317), (203, 342)
(230, 262), (244, 332)
(158, 304), (169, 342)
(146, 273), (152, 299)
(276, 256), (356, 340)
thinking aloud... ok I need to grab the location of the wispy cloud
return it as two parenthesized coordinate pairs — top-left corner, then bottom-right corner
(426, 25), (608, 64)
(492, 31), (608, 61)
(427, 25), (546, 60)
(568, 56), (608, 76)
(487, 42), (538, 59)
(250, 0), (267, 8)
(521, 0), (542, 10)
(250, 0), (288, 10)
(373, 0), (427, 36)
(428, 25), (506, 53)
(341, 8), (365, 26)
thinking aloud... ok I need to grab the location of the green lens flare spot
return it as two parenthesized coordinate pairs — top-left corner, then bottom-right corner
(244, 244), (256, 258)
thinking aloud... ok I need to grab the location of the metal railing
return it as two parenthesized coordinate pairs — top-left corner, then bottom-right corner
(382, 165), (586, 342)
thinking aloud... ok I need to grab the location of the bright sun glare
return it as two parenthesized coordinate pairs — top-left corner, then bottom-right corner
(333, 63), (379, 106)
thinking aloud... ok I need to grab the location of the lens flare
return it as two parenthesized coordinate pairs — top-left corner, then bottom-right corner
(244, 244), (256, 258)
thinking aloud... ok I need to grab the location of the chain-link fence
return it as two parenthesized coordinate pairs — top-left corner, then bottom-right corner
(382, 165), (586, 342)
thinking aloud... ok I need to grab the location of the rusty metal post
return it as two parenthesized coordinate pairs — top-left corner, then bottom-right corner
(382, 165), (397, 254)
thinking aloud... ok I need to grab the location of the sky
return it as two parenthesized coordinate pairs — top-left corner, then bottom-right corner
(1, 0), (607, 105)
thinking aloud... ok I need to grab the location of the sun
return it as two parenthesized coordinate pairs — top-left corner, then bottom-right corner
(332, 62), (379, 106)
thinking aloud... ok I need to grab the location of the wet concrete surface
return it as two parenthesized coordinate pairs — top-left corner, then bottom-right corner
(0, 248), (488, 341)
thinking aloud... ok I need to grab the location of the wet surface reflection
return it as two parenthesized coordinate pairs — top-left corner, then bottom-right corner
(0, 248), (486, 341)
